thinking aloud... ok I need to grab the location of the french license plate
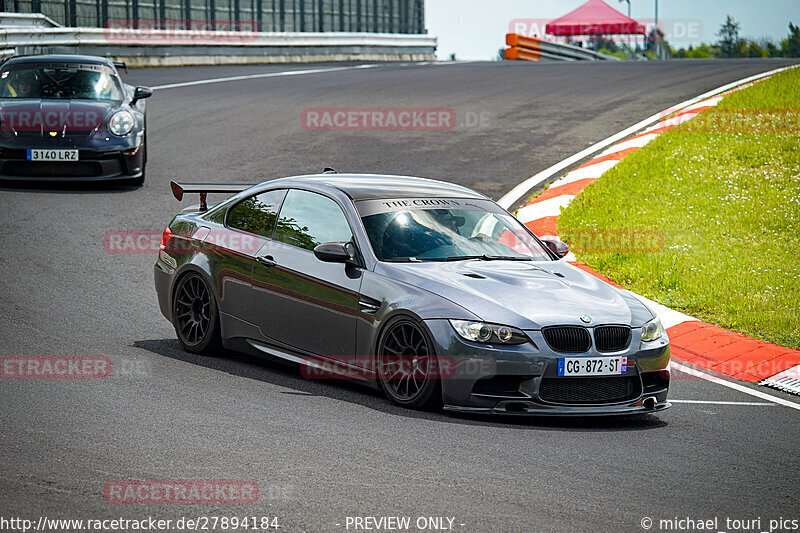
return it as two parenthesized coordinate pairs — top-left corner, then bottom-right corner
(26, 149), (79, 161)
(558, 356), (627, 377)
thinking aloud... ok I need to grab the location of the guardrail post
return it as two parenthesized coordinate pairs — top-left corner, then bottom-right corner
(185, 0), (192, 29)
(233, 0), (239, 30)
(356, 0), (362, 32)
(97, 0), (108, 28)
(69, 0), (77, 26)
(157, 0), (165, 30)
(132, 0), (139, 28)
(317, 0), (323, 32)
(279, 0), (285, 31)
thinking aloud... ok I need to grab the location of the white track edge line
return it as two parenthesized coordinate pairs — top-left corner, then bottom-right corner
(669, 399), (775, 406)
(497, 65), (795, 210)
(152, 64), (379, 90)
(670, 362), (800, 411)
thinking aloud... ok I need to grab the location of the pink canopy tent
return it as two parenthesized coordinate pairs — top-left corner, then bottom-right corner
(545, 0), (646, 38)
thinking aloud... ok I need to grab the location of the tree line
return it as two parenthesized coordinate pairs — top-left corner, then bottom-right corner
(671, 16), (799, 59)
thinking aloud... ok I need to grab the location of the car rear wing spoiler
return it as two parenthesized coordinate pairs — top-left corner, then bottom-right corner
(112, 61), (127, 73)
(170, 181), (254, 212)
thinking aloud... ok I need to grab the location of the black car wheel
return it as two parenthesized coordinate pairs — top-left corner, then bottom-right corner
(377, 317), (441, 410)
(172, 273), (222, 355)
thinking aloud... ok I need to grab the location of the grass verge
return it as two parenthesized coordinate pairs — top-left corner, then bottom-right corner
(558, 67), (800, 349)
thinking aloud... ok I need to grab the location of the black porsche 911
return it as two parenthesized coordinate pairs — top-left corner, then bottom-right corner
(0, 54), (152, 184)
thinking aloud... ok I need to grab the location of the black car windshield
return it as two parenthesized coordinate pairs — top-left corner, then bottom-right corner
(0, 66), (124, 100)
(358, 198), (552, 262)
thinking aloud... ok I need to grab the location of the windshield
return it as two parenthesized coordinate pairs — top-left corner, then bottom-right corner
(0, 66), (124, 100)
(358, 198), (552, 262)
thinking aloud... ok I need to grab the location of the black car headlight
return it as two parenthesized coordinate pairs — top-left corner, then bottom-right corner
(449, 320), (529, 345)
(109, 111), (134, 136)
(641, 317), (664, 342)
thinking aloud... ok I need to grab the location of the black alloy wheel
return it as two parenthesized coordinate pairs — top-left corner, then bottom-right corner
(172, 273), (221, 354)
(377, 318), (441, 410)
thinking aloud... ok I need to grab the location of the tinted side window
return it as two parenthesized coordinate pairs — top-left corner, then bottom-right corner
(275, 190), (353, 251)
(226, 189), (287, 238)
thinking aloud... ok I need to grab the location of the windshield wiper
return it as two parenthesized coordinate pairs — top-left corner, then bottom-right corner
(445, 255), (533, 262)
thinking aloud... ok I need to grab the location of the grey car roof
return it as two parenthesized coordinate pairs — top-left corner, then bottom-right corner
(274, 173), (490, 201)
(3, 54), (116, 67)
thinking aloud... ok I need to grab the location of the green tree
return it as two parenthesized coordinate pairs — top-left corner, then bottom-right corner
(687, 43), (714, 59)
(745, 42), (767, 57)
(717, 15), (744, 58)
(782, 22), (800, 57)
(766, 41), (781, 57)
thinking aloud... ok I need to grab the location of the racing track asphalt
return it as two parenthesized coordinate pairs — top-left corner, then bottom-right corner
(1, 59), (798, 533)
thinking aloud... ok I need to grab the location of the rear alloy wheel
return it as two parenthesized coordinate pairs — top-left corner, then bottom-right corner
(377, 318), (441, 410)
(172, 273), (222, 355)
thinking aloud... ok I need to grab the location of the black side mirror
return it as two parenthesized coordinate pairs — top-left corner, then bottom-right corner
(540, 237), (570, 259)
(314, 242), (357, 264)
(131, 86), (153, 105)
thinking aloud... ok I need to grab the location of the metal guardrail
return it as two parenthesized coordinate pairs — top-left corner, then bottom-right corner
(4, 0), (427, 35)
(0, 15), (437, 66)
(505, 33), (617, 62)
(0, 12), (59, 27)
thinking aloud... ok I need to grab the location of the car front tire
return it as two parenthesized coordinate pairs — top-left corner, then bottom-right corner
(376, 316), (442, 410)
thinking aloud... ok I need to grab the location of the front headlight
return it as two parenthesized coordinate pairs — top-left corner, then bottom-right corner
(109, 111), (134, 136)
(641, 317), (664, 342)
(449, 320), (528, 345)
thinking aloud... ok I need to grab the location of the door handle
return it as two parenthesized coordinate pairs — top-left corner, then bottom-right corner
(257, 255), (277, 268)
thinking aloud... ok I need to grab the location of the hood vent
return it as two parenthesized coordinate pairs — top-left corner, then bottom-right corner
(462, 272), (486, 279)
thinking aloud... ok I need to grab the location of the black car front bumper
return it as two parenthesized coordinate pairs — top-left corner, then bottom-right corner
(424, 319), (672, 416)
(0, 147), (144, 181)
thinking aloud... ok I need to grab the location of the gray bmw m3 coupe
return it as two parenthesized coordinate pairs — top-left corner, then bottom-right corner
(155, 172), (671, 416)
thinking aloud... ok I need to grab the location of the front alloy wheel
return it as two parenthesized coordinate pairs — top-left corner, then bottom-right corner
(377, 318), (441, 410)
